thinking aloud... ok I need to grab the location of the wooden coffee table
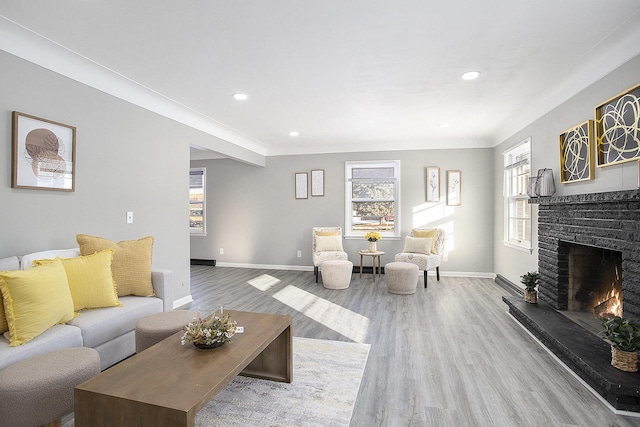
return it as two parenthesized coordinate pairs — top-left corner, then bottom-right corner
(75, 310), (292, 427)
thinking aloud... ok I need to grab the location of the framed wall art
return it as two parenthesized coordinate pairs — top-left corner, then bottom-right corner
(295, 172), (308, 199)
(595, 82), (640, 167)
(446, 170), (462, 206)
(426, 166), (440, 202)
(12, 111), (76, 191)
(559, 120), (594, 183)
(311, 169), (324, 196)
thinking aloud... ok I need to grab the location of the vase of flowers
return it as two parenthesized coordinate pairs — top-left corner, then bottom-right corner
(181, 310), (237, 350)
(364, 231), (382, 252)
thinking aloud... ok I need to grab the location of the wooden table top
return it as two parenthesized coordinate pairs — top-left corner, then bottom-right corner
(76, 310), (292, 415)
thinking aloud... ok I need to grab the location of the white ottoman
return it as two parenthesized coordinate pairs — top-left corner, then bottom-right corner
(385, 262), (419, 294)
(321, 260), (353, 289)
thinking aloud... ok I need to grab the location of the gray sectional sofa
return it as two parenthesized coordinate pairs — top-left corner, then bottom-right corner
(0, 249), (173, 371)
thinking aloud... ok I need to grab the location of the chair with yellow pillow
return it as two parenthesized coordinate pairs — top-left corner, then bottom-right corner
(394, 228), (446, 288)
(312, 227), (348, 283)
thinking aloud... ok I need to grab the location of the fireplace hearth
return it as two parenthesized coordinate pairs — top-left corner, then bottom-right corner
(504, 189), (640, 412)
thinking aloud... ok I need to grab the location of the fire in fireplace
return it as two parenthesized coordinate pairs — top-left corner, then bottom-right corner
(567, 242), (622, 320)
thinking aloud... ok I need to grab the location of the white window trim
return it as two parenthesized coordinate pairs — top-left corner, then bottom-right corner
(503, 138), (532, 251)
(344, 160), (401, 239)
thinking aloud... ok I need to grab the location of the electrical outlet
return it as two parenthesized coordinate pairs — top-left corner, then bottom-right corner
(219, 248), (224, 255)
(126, 211), (134, 224)
(297, 250), (302, 258)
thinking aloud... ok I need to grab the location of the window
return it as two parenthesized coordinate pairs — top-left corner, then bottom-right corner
(189, 168), (206, 235)
(503, 139), (531, 251)
(345, 160), (400, 238)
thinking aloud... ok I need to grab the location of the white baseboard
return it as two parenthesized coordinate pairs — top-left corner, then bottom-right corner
(212, 262), (496, 279)
(173, 294), (193, 309)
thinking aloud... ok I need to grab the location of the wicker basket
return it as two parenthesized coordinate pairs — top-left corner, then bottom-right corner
(524, 290), (537, 304)
(611, 346), (638, 372)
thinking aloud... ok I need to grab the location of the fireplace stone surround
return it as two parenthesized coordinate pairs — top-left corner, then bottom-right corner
(503, 189), (640, 412)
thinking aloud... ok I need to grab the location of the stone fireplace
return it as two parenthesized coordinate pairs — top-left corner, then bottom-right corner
(503, 189), (640, 412)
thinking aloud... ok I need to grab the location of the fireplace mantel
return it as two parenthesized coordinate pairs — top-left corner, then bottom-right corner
(531, 189), (640, 206)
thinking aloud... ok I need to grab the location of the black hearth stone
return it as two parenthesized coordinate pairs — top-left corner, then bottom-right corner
(503, 295), (640, 412)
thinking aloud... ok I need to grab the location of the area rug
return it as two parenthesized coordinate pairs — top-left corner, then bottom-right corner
(63, 337), (370, 427)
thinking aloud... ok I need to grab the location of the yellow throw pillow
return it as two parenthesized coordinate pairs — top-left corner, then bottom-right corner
(0, 286), (7, 334)
(315, 230), (340, 236)
(76, 234), (155, 297)
(412, 228), (438, 254)
(0, 260), (75, 346)
(34, 249), (121, 311)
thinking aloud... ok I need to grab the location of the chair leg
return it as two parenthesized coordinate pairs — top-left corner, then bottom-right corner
(424, 270), (428, 288)
(315, 266), (319, 283)
(436, 267), (440, 281)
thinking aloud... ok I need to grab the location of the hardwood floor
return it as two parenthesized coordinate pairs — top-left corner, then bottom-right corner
(185, 266), (640, 427)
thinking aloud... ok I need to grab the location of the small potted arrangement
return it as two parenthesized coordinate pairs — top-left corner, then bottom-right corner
(364, 231), (382, 253)
(602, 316), (640, 372)
(520, 271), (540, 303)
(181, 310), (237, 350)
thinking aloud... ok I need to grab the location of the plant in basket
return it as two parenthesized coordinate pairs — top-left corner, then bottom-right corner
(520, 271), (540, 304)
(602, 316), (640, 372)
(181, 310), (237, 350)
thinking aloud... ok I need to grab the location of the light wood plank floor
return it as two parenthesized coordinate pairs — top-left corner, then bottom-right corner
(185, 266), (640, 427)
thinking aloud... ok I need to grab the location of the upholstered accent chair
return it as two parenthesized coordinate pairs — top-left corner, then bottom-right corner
(312, 227), (348, 283)
(394, 228), (446, 288)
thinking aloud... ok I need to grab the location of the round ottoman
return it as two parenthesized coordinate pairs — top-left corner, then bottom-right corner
(321, 260), (353, 289)
(385, 262), (419, 294)
(135, 310), (197, 352)
(0, 347), (100, 427)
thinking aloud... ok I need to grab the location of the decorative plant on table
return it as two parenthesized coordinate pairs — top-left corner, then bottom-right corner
(364, 231), (382, 253)
(602, 316), (640, 372)
(520, 271), (540, 304)
(181, 309), (237, 350)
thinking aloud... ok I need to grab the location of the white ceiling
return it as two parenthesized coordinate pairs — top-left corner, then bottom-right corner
(1, 1), (640, 160)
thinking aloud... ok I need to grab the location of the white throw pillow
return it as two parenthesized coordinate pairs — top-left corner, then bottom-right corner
(315, 235), (344, 252)
(402, 237), (432, 255)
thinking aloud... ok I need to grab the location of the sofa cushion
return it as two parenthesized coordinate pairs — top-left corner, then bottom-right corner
(76, 234), (154, 297)
(67, 296), (162, 348)
(20, 248), (80, 270)
(34, 249), (121, 311)
(0, 324), (83, 371)
(0, 256), (19, 272)
(0, 260), (75, 346)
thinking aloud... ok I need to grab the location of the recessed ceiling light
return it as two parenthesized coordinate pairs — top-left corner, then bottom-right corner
(232, 93), (249, 100)
(461, 71), (480, 81)
(288, 131), (299, 137)
(438, 123), (450, 128)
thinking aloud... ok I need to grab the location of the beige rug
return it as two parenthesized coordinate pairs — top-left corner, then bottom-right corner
(64, 337), (370, 427)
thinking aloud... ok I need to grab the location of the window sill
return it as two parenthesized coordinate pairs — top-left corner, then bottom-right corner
(503, 240), (532, 254)
(345, 235), (401, 241)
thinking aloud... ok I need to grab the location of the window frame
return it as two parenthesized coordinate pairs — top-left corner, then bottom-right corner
(189, 167), (206, 236)
(503, 138), (532, 252)
(344, 160), (401, 239)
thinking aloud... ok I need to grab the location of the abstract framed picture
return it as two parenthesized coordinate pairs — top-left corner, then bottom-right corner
(12, 111), (76, 191)
(426, 166), (440, 202)
(311, 169), (324, 196)
(446, 170), (462, 206)
(559, 120), (594, 183)
(295, 172), (308, 199)
(595, 82), (640, 167)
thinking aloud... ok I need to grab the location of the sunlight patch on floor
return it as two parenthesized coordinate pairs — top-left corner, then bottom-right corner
(247, 274), (281, 291)
(272, 285), (370, 343)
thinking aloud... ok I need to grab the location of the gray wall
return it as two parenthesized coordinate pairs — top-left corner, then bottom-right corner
(493, 53), (640, 286)
(0, 51), (232, 305)
(191, 147), (495, 275)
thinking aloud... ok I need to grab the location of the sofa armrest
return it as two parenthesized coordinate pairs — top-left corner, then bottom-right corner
(151, 269), (173, 312)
